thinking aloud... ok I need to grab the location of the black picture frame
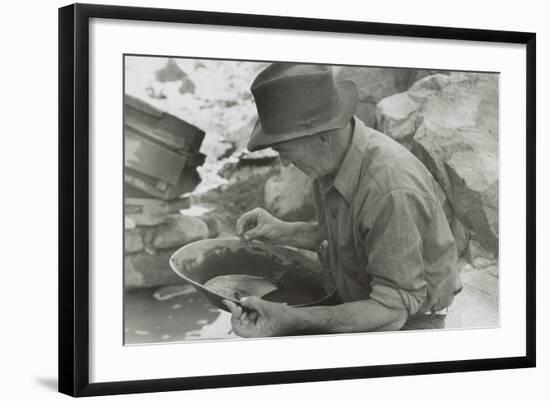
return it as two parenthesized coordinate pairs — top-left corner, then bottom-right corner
(58, 3), (536, 397)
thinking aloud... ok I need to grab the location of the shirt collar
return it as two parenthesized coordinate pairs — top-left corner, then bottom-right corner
(322, 116), (369, 204)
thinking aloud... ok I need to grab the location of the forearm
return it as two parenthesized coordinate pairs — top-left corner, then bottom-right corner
(291, 299), (408, 334)
(277, 221), (321, 251)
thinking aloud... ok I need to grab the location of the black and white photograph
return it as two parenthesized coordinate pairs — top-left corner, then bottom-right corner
(1, 0), (544, 399)
(123, 56), (499, 344)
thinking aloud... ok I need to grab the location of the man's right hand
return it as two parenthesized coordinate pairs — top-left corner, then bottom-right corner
(236, 207), (288, 244)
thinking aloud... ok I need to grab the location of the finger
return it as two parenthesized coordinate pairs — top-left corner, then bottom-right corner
(233, 325), (256, 338)
(236, 216), (245, 236)
(242, 222), (260, 239)
(240, 312), (248, 324)
(223, 300), (242, 318)
(222, 299), (236, 312)
(236, 210), (259, 236)
(240, 296), (267, 316)
(248, 311), (259, 322)
(243, 224), (270, 241)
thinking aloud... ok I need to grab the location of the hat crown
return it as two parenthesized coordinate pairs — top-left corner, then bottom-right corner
(251, 63), (341, 135)
(246, 62), (358, 151)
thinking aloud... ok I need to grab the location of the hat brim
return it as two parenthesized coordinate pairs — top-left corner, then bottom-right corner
(247, 79), (359, 152)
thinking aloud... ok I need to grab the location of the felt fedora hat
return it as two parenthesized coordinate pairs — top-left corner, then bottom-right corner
(247, 63), (358, 152)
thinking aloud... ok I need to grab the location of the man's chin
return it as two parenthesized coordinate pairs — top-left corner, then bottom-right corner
(291, 165), (318, 180)
(303, 171), (319, 180)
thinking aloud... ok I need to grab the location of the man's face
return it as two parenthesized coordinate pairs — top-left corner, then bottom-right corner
(272, 136), (325, 179)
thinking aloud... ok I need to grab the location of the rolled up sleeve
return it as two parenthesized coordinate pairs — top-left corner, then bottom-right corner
(361, 189), (433, 316)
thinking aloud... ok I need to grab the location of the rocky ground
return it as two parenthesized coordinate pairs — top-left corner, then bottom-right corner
(124, 58), (500, 342)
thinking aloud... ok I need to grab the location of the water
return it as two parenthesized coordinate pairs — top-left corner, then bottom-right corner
(124, 285), (235, 344)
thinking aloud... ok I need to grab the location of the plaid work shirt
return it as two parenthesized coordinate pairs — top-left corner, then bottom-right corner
(313, 117), (461, 316)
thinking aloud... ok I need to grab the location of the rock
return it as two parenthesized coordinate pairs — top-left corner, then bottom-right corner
(125, 260), (146, 288)
(336, 67), (438, 127)
(465, 239), (497, 266)
(145, 81), (166, 100)
(433, 178), (470, 256)
(485, 265), (499, 277)
(420, 73), (498, 138)
(125, 250), (182, 288)
(200, 215), (221, 238)
(125, 197), (191, 216)
(141, 226), (156, 245)
(375, 73), (470, 148)
(194, 60), (206, 70)
(126, 213), (167, 227)
(154, 59), (196, 94)
(376, 72), (499, 255)
(125, 229), (144, 253)
(179, 77), (196, 94)
(264, 164), (315, 222)
(125, 217), (136, 230)
(155, 58), (187, 82)
(375, 92), (419, 147)
(413, 122), (498, 254)
(473, 256), (494, 270)
(457, 258), (474, 273)
(337, 67), (408, 127)
(445, 144), (498, 253)
(406, 69), (443, 88)
(153, 214), (211, 249)
(450, 217), (470, 257)
(408, 73), (469, 103)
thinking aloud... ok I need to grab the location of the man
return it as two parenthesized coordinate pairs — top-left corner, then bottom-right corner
(223, 63), (461, 337)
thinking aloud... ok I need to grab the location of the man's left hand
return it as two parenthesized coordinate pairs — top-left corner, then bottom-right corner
(223, 296), (301, 337)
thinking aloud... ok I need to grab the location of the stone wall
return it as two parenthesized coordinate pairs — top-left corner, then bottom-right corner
(125, 212), (217, 288)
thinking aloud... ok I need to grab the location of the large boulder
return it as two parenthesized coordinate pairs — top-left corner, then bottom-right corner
(125, 249), (182, 288)
(419, 74), (498, 138)
(376, 73), (472, 149)
(375, 72), (499, 255)
(264, 164), (315, 222)
(413, 122), (498, 254)
(336, 67), (440, 128)
(125, 229), (144, 253)
(153, 214), (211, 249)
